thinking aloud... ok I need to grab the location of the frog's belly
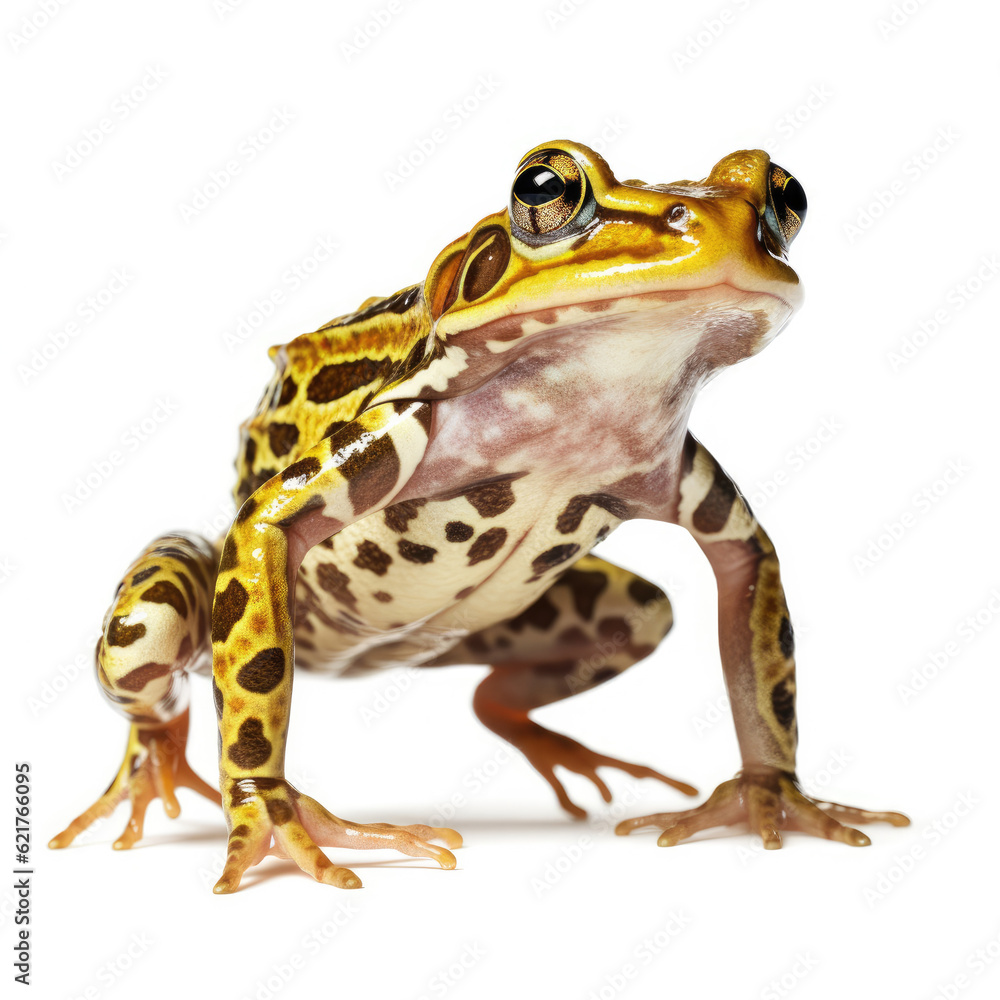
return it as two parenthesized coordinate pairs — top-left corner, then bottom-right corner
(293, 480), (622, 676)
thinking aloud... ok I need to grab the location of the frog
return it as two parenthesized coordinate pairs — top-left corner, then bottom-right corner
(50, 140), (909, 893)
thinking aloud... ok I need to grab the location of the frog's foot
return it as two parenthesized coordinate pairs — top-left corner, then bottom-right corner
(492, 718), (697, 820)
(214, 778), (462, 894)
(614, 765), (910, 848)
(49, 710), (221, 851)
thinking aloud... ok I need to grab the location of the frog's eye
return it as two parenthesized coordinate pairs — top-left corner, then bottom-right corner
(764, 163), (807, 247)
(510, 150), (594, 241)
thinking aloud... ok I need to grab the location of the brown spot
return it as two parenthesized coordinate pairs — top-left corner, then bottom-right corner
(555, 493), (630, 534)
(266, 799), (295, 825)
(236, 497), (257, 524)
(455, 586), (474, 600)
(227, 718), (272, 769)
(307, 358), (390, 403)
(118, 662), (171, 692)
(131, 565), (160, 586)
(333, 423), (402, 515)
(268, 422), (300, 458)
(509, 594), (559, 632)
(464, 480), (515, 518)
(317, 536), (334, 549)
(559, 568), (608, 621)
(244, 435), (257, 470)
(212, 678), (224, 719)
(107, 616), (146, 647)
(228, 839), (245, 854)
(281, 457), (321, 484)
(597, 616), (632, 641)
(278, 375), (297, 406)
(231, 824), (250, 838)
(212, 578), (250, 643)
(372, 590), (393, 602)
(557, 626), (590, 648)
(445, 521), (473, 542)
(353, 539), (392, 576)
(197, 607), (207, 644)
(591, 667), (618, 686)
(778, 617), (795, 659)
(398, 539), (436, 564)
(461, 226), (511, 302)
(383, 497), (427, 533)
(529, 543), (580, 580)
(218, 537), (239, 573)
(141, 579), (188, 619)
(692, 465), (738, 534)
(468, 527), (507, 565)
(236, 647), (286, 694)
(324, 419), (349, 440)
(466, 633), (489, 656)
(628, 578), (666, 606)
(316, 563), (357, 609)
(771, 678), (796, 730)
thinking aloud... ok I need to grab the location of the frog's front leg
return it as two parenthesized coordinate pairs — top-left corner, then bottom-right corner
(616, 434), (909, 849)
(212, 400), (460, 894)
(50, 533), (221, 850)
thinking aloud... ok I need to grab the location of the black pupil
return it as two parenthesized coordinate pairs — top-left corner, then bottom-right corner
(513, 165), (565, 206)
(783, 176), (807, 218)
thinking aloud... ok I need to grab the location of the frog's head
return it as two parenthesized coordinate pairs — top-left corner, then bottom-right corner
(423, 140), (806, 376)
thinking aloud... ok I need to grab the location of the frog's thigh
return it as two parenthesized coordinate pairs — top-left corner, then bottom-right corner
(428, 555), (694, 816)
(432, 553), (673, 705)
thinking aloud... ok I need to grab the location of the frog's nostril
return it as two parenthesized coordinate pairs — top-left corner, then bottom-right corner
(763, 163), (807, 249)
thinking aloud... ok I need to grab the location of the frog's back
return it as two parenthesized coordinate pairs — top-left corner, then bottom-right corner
(233, 284), (432, 506)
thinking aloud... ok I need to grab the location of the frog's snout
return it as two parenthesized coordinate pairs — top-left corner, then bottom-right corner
(763, 163), (807, 249)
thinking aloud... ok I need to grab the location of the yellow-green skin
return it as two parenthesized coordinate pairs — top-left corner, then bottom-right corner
(51, 141), (908, 892)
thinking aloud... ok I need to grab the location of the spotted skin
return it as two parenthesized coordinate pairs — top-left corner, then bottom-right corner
(53, 140), (908, 889)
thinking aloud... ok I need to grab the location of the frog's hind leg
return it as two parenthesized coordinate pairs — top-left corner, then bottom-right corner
(50, 532), (222, 851)
(431, 554), (697, 818)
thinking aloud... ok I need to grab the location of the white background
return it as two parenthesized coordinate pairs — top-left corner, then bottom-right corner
(5, 0), (1000, 997)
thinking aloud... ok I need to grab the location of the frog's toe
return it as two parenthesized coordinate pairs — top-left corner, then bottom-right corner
(50, 712), (220, 850)
(496, 719), (696, 819)
(296, 796), (461, 869)
(615, 766), (910, 849)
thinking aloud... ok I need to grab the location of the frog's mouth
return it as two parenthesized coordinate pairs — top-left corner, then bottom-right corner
(760, 163), (807, 258)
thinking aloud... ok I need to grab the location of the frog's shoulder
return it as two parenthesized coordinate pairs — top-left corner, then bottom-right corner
(233, 284), (436, 507)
